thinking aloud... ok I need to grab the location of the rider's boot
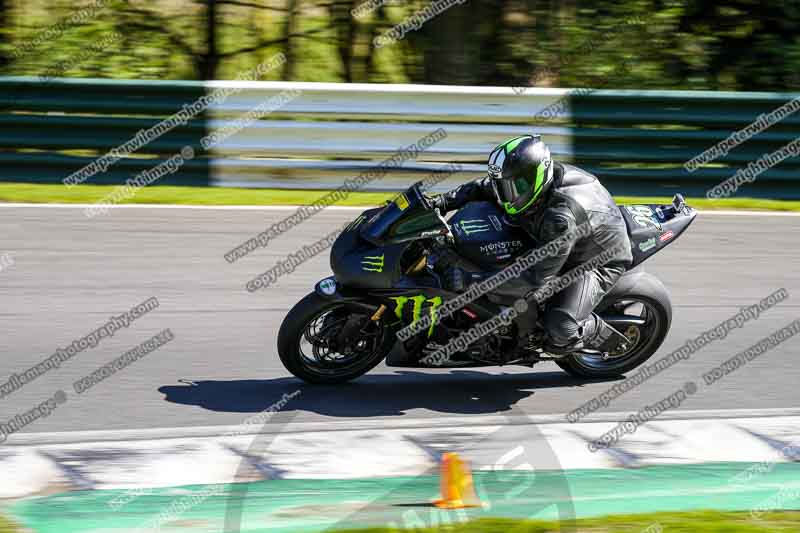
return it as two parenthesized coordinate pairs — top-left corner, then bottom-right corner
(544, 314), (627, 357)
(579, 314), (629, 354)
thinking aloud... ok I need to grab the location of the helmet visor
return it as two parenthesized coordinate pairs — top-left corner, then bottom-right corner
(493, 161), (548, 215)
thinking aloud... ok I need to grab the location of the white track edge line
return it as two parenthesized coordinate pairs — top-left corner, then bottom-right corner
(7, 407), (800, 446)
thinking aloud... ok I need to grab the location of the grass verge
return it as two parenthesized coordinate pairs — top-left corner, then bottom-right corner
(331, 510), (800, 532)
(0, 515), (21, 533)
(1, 183), (799, 211)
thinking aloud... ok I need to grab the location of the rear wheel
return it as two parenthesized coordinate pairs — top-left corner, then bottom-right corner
(556, 292), (671, 379)
(277, 293), (393, 384)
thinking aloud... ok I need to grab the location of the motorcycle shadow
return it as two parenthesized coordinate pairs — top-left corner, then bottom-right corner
(158, 370), (615, 418)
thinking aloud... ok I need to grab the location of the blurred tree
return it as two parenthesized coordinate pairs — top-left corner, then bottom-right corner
(200, 0), (220, 79)
(675, 0), (800, 90)
(0, 0), (9, 71)
(280, 0), (300, 80)
(329, 0), (358, 82)
(1, 0), (797, 91)
(418, 0), (475, 84)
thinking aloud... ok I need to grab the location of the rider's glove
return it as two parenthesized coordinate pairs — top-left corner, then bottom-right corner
(426, 194), (446, 212)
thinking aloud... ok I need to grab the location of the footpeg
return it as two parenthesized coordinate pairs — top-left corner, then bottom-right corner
(585, 316), (629, 355)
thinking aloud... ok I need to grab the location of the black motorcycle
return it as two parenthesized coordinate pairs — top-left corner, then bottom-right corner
(278, 182), (696, 384)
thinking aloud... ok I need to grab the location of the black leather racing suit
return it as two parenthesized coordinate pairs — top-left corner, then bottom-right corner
(437, 162), (633, 351)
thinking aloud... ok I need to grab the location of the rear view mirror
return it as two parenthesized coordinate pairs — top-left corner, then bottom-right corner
(672, 193), (687, 214)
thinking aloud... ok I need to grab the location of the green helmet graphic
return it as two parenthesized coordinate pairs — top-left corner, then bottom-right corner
(487, 135), (554, 216)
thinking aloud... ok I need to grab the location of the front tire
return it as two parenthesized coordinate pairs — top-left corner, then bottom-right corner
(277, 293), (393, 384)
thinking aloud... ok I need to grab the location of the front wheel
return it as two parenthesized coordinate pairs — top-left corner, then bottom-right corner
(556, 273), (672, 379)
(277, 293), (394, 384)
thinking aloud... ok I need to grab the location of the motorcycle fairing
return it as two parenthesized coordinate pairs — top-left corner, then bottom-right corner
(620, 197), (697, 268)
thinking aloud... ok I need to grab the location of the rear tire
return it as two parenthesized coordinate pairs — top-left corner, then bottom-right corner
(277, 293), (393, 384)
(556, 273), (672, 379)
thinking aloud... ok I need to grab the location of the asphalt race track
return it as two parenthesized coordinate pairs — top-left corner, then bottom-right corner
(2, 204), (799, 435)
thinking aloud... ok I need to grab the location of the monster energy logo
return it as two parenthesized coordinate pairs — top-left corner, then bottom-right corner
(459, 219), (491, 235)
(361, 254), (385, 272)
(389, 295), (442, 337)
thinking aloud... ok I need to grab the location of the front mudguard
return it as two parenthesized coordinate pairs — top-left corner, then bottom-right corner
(314, 277), (418, 366)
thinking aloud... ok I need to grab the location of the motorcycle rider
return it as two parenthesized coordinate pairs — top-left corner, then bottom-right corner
(429, 134), (632, 355)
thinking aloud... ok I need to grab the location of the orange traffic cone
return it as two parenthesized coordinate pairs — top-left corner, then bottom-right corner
(433, 452), (482, 509)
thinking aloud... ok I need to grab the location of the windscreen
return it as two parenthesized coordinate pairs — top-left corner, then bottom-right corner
(359, 186), (426, 245)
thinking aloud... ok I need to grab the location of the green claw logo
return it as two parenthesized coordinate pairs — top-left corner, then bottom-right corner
(459, 219), (491, 235)
(390, 295), (443, 337)
(626, 206), (662, 231)
(361, 254), (385, 272)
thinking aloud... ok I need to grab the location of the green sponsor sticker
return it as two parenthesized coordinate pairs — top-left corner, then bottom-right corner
(639, 237), (657, 252)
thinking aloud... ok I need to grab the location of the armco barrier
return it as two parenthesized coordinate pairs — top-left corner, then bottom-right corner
(2, 77), (799, 197)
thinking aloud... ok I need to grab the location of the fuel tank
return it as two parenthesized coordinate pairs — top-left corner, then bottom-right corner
(449, 202), (535, 269)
